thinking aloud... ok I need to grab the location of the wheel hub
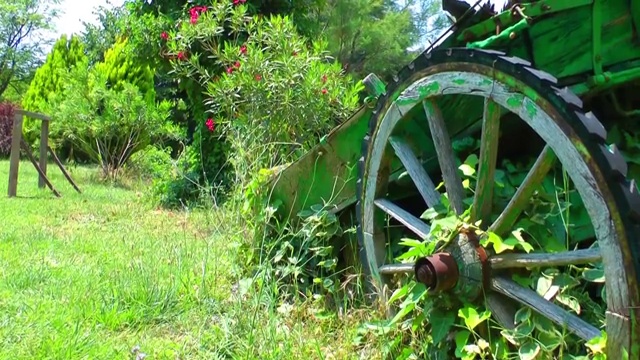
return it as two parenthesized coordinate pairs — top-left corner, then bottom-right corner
(414, 252), (459, 291)
(413, 228), (488, 300)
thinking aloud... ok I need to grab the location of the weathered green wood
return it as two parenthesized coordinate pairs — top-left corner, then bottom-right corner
(389, 136), (441, 208)
(490, 248), (602, 269)
(456, 0), (640, 88)
(423, 99), (465, 215)
(527, 0), (639, 80)
(489, 146), (556, 237)
(374, 198), (431, 240)
(266, 1), (640, 357)
(492, 276), (601, 341)
(272, 0), (640, 220)
(268, 106), (371, 218)
(471, 98), (501, 226)
(363, 73), (386, 97)
(633, 0), (640, 43)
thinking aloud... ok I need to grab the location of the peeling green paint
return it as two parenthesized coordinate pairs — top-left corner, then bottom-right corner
(525, 101), (538, 119)
(396, 97), (419, 107)
(396, 82), (441, 106)
(417, 82), (441, 98)
(506, 95), (522, 108)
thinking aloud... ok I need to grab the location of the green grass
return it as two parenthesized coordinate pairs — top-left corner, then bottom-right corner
(0, 160), (377, 359)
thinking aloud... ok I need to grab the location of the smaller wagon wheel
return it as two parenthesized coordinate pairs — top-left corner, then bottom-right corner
(356, 48), (640, 358)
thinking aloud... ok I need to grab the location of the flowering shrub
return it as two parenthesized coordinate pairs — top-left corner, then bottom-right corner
(0, 102), (16, 156)
(163, 1), (363, 186)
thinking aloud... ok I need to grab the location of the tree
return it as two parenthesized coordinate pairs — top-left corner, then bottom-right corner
(0, 0), (60, 99)
(80, 3), (129, 65)
(21, 34), (86, 142)
(94, 37), (155, 104)
(399, 0), (452, 50)
(22, 35), (86, 142)
(312, 0), (420, 81)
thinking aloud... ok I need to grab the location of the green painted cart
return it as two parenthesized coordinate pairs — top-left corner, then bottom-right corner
(265, 0), (640, 357)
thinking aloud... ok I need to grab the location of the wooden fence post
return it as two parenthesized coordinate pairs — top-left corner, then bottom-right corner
(7, 112), (23, 197)
(38, 119), (49, 188)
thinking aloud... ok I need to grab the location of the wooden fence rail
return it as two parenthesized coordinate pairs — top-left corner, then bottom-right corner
(7, 109), (80, 197)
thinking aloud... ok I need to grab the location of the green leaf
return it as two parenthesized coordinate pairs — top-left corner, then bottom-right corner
(407, 283), (427, 302)
(536, 276), (552, 296)
(429, 310), (455, 343)
(509, 229), (534, 253)
(514, 320), (535, 338)
(586, 331), (607, 354)
(552, 272), (580, 289)
(431, 215), (458, 232)
(482, 232), (515, 254)
(396, 246), (429, 260)
(533, 314), (555, 334)
(388, 285), (408, 304)
(538, 330), (563, 351)
(454, 330), (471, 358)
(556, 294), (581, 314)
(459, 163), (475, 176)
(458, 306), (491, 330)
(421, 207), (440, 220)
(518, 341), (541, 360)
(398, 238), (424, 248)
(514, 307), (531, 324)
(389, 301), (415, 325)
(464, 153), (478, 168)
(583, 268), (605, 283)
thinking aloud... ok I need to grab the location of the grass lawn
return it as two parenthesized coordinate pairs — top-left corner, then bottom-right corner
(0, 160), (377, 359)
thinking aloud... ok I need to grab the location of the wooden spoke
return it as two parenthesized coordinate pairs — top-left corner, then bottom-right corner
(471, 98), (501, 225)
(489, 145), (556, 236)
(485, 292), (517, 329)
(422, 99), (465, 215)
(491, 277), (601, 341)
(490, 248), (602, 269)
(374, 198), (431, 240)
(389, 136), (441, 208)
(379, 263), (414, 275)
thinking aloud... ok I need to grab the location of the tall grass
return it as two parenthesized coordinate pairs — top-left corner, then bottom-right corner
(0, 160), (386, 359)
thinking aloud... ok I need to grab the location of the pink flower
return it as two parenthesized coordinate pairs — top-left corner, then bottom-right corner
(233, 0), (246, 5)
(321, 88), (328, 94)
(226, 67), (234, 74)
(205, 118), (215, 132)
(177, 51), (187, 61)
(189, 6), (207, 24)
(234, 61), (241, 68)
(161, 31), (169, 40)
(240, 44), (247, 54)
(255, 74), (262, 81)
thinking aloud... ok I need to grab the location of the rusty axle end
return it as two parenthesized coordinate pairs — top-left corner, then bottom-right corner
(414, 252), (459, 292)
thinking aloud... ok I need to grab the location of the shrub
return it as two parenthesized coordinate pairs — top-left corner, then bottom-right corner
(126, 144), (174, 182)
(0, 102), (16, 156)
(163, 2), (363, 192)
(52, 61), (180, 180)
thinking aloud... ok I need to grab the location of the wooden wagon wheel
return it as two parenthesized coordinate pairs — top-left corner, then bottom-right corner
(355, 48), (640, 358)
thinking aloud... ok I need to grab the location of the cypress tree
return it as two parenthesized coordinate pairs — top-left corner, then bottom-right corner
(21, 34), (87, 142)
(94, 37), (155, 104)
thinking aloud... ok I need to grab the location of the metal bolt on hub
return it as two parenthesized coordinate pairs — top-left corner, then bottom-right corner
(414, 252), (459, 292)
